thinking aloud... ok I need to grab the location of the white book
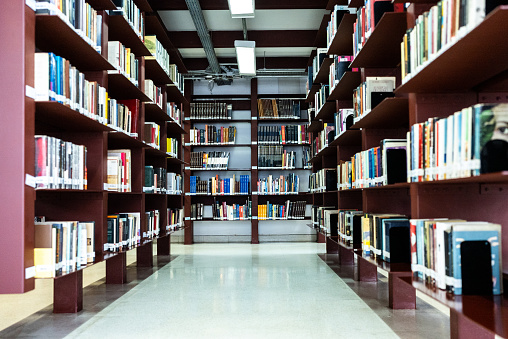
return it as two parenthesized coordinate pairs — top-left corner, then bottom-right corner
(34, 53), (50, 101)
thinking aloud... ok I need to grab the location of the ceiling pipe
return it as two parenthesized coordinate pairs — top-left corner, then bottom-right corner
(184, 0), (221, 74)
(242, 18), (248, 40)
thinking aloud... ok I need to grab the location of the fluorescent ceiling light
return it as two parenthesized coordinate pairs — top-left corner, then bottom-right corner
(228, 0), (255, 18)
(234, 40), (256, 76)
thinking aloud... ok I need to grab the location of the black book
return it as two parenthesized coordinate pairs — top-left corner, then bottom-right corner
(144, 166), (154, 192)
(386, 148), (407, 184)
(373, 1), (394, 26)
(461, 240), (493, 295)
(325, 169), (337, 191)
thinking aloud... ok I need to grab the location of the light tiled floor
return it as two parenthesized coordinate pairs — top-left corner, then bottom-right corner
(0, 243), (450, 338)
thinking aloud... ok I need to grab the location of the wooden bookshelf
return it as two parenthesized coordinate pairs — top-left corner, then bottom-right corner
(351, 97), (409, 129)
(107, 72), (152, 101)
(328, 71), (361, 101)
(108, 14), (152, 57)
(315, 101), (336, 120)
(313, 58), (333, 84)
(327, 13), (356, 56)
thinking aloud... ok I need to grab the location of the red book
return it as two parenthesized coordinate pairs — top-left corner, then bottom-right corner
(119, 99), (140, 137)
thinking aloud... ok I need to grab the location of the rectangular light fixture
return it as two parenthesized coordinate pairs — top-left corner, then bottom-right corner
(228, 0), (255, 18)
(234, 40), (256, 76)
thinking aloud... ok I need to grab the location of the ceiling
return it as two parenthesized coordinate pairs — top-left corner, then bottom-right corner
(147, 0), (332, 77)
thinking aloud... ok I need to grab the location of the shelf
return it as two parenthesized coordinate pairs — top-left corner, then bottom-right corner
(106, 191), (142, 195)
(305, 84), (320, 102)
(194, 218), (252, 222)
(257, 167), (310, 171)
(108, 15), (151, 57)
(108, 131), (145, 149)
(167, 121), (186, 135)
(348, 0), (364, 8)
(351, 97), (409, 129)
(350, 12), (408, 69)
(257, 142), (311, 146)
(188, 168), (251, 171)
(396, 7), (508, 93)
(311, 190), (339, 194)
(35, 14), (114, 72)
(328, 71), (362, 101)
(353, 249), (411, 273)
(310, 145), (337, 163)
(339, 182), (410, 191)
(86, 0), (116, 10)
(144, 147), (165, 157)
(144, 102), (169, 122)
(189, 118), (250, 122)
(166, 84), (187, 105)
(107, 72), (151, 102)
(144, 57), (173, 86)
(411, 278), (508, 338)
(133, 0), (153, 13)
(314, 58), (334, 84)
(35, 101), (111, 132)
(257, 192), (308, 196)
(189, 143), (252, 147)
(315, 101), (336, 121)
(307, 120), (324, 133)
(412, 171), (508, 185)
(259, 217), (311, 221)
(328, 129), (362, 146)
(166, 157), (185, 165)
(35, 189), (103, 194)
(258, 117), (307, 122)
(327, 13), (356, 56)
(186, 193), (250, 196)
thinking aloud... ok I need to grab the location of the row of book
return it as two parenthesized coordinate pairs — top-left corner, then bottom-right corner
(190, 102), (233, 120)
(353, 77), (395, 122)
(35, 0), (102, 52)
(190, 151), (230, 170)
(258, 99), (301, 119)
(144, 35), (170, 78)
(106, 212), (141, 251)
(111, 0), (144, 39)
(314, 85), (329, 114)
(167, 208), (184, 232)
(167, 137), (179, 158)
(189, 126), (237, 145)
(329, 55), (355, 91)
(189, 175), (250, 195)
(257, 173), (300, 195)
(108, 98), (138, 135)
(258, 125), (311, 144)
(326, 5), (357, 50)
(334, 109), (354, 137)
(144, 79), (163, 108)
(311, 206), (339, 234)
(312, 122), (335, 156)
(310, 48), (328, 85)
(400, 0), (495, 82)
(309, 168), (337, 193)
(34, 219), (95, 278)
(167, 102), (182, 126)
(353, 1), (403, 57)
(190, 203), (204, 220)
(106, 149), (131, 192)
(168, 64), (184, 94)
(143, 122), (160, 150)
(108, 41), (139, 86)
(407, 103), (508, 182)
(258, 146), (297, 169)
(144, 167), (182, 194)
(212, 199), (252, 220)
(258, 200), (307, 220)
(35, 135), (87, 190)
(337, 139), (407, 189)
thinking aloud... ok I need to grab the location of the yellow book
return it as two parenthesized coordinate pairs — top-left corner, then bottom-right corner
(125, 48), (131, 78)
(34, 222), (56, 278)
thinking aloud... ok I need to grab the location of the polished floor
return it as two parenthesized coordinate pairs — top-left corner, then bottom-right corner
(0, 243), (449, 338)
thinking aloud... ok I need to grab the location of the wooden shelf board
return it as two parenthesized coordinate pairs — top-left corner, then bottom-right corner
(35, 101), (111, 132)
(328, 71), (362, 101)
(327, 13), (356, 56)
(412, 171), (508, 185)
(310, 145), (337, 163)
(35, 15), (114, 71)
(87, 0), (116, 10)
(167, 121), (186, 135)
(108, 72), (151, 102)
(307, 120), (324, 133)
(144, 102), (169, 122)
(339, 182), (410, 191)
(258, 117), (307, 122)
(348, 0), (364, 8)
(305, 84), (320, 102)
(314, 58), (334, 84)
(190, 144), (252, 147)
(166, 84), (187, 105)
(108, 15), (151, 57)
(315, 101), (336, 121)
(144, 147), (166, 157)
(167, 157), (185, 165)
(134, 0), (153, 13)
(351, 97), (409, 129)
(396, 7), (508, 93)
(329, 129), (362, 146)
(108, 132), (145, 148)
(190, 118), (250, 122)
(144, 57), (173, 86)
(189, 168), (252, 171)
(350, 12), (408, 69)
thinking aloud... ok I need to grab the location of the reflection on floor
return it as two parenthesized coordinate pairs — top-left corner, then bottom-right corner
(0, 243), (449, 338)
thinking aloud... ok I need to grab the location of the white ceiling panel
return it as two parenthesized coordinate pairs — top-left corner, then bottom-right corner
(158, 9), (327, 32)
(178, 47), (314, 59)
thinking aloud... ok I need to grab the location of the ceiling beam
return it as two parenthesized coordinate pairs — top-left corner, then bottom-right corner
(170, 30), (318, 49)
(184, 57), (308, 71)
(148, 0), (328, 11)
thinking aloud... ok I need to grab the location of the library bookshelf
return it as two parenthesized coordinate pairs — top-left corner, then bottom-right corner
(183, 80), (313, 244)
(308, 2), (508, 337)
(0, 0), (186, 313)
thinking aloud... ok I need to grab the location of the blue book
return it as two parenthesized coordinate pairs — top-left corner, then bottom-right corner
(416, 220), (425, 279)
(451, 222), (503, 295)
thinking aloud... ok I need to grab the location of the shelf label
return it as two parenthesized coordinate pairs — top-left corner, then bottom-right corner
(252, 166), (257, 170)
(251, 117), (257, 120)
(252, 216), (258, 220)
(251, 141), (257, 145)
(184, 167), (191, 170)
(25, 85), (36, 99)
(25, 266), (36, 279)
(25, 174), (36, 188)
(185, 217), (190, 221)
